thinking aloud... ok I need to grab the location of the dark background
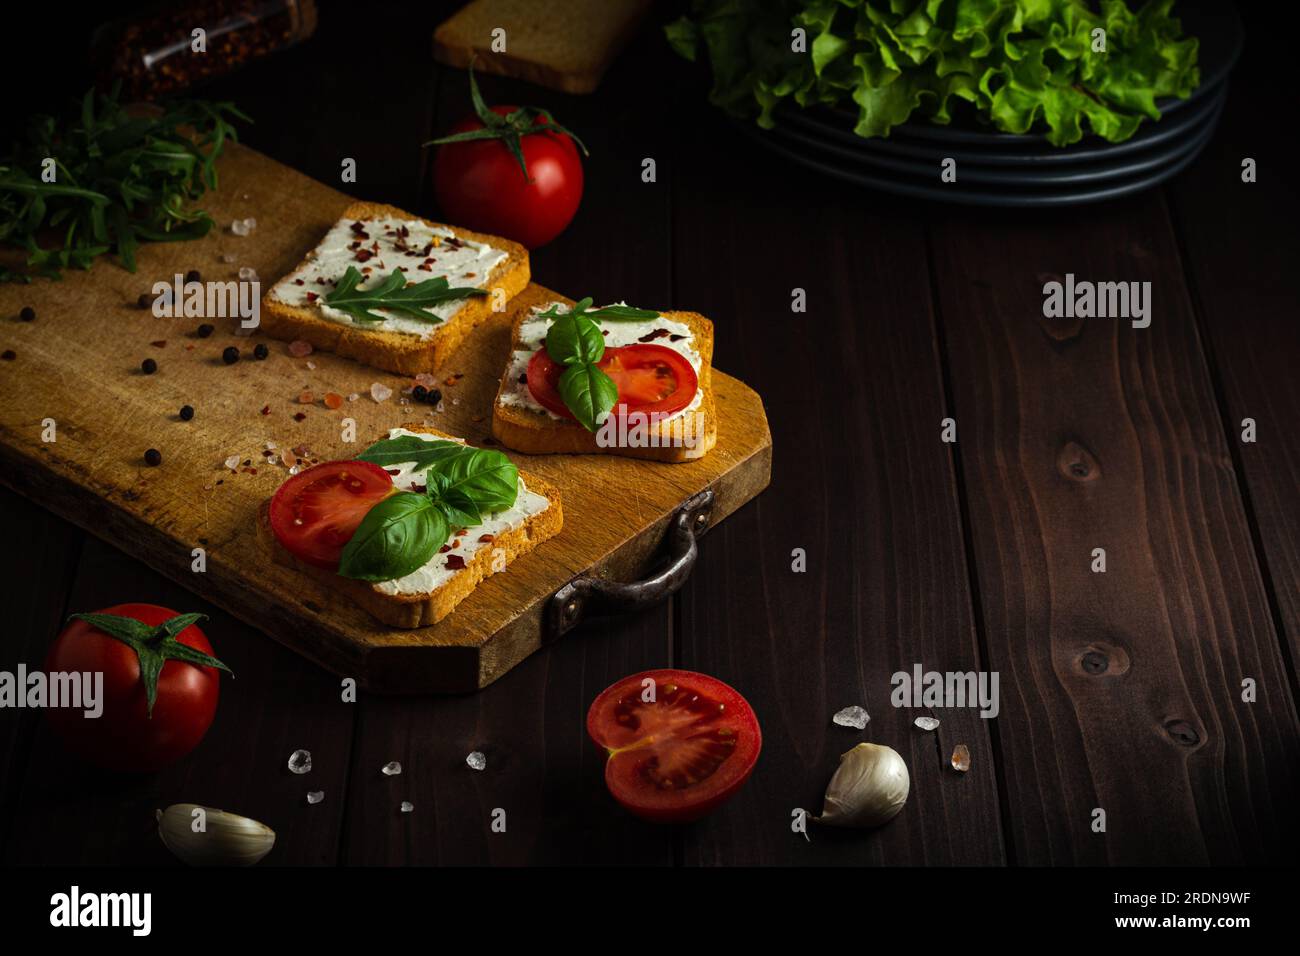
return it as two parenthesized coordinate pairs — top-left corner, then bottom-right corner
(1, 1), (1297, 868)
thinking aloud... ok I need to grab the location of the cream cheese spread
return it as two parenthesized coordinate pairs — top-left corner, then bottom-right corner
(270, 217), (507, 340)
(370, 428), (549, 596)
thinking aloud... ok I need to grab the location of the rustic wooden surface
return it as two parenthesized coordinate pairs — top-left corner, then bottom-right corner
(0, 146), (771, 693)
(1, 2), (1296, 866)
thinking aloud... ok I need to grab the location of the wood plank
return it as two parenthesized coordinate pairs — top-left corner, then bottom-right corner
(929, 193), (1300, 864)
(669, 116), (1005, 865)
(2, 535), (355, 866)
(0, 143), (770, 694)
(0, 489), (83, 852)
(1166, 81), (1300, 662)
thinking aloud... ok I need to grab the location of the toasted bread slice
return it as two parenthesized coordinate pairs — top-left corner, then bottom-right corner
(261, 201), (529, 376)
(491, 298), (718, 462)
(257, 425), (563, 628)
(433, 0), (653, 94)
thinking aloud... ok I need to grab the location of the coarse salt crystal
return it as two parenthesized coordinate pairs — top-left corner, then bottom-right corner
(242, 217), (257, 231)
(381, 761), (401, 776)
(348, 393), (360, 402)
(466, 751), (486, 771)
(832, 706), (870, 730)
(951, 744), (971, 772)
(306, 361), (316, 370)
(400, 801), (414, 813)
(230, 219), (250, 237)
(223, 455), (240, 470)
(915, 717), (940, 731)
(306, 791), (324, 805)
(370, 382), (392, 403)
(221, 253), (237, 264)
(288, 749), (312, 774)
(414, 373), (437, 388)
(238, 266), (258, 281)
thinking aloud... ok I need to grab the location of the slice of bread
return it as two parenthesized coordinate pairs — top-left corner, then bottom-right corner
(491, 298), (718, 463)
(257, 424), (563, 628)
(261, 201), (529, 376)
(433, 0), (653, 94)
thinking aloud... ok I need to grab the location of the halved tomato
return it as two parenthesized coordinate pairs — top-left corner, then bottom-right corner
(587, 669), (761, 823)
(527, 343), (698, 422)
(268, 459), (393, 570)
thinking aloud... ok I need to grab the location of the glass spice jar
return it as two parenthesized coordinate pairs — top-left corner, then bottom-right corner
(92, 0), (318, 99)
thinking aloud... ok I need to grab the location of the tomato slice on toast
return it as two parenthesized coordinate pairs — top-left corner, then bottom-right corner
(527, 343), (698, 423)
(269, 459), (393, 570)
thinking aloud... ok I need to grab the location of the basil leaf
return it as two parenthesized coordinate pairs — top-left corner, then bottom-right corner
(323, 266), (486, 326)
(357, 435), (470, 471)
(430, 447), (520, 515)
(558, 363), (618, 432)
(587, 303), (661, 322)
(545, 311), (605, 366)
(337, 492), (448, 582)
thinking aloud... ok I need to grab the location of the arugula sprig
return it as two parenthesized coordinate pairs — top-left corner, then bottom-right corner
(322, 266), (487, 326)
(340, 439), (520, 582)
(535, 298), (662, 432)
(0, 84), (248, 282)
(423, 59), (589, 182)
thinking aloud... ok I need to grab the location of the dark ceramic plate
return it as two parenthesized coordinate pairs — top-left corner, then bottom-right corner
(735, 98), (1221, 208)
(767, 87), (1224, 186)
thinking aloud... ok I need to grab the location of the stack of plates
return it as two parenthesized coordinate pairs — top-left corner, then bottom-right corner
(737, 5), (1242, 207)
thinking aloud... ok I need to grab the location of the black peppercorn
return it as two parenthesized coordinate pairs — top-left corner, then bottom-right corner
(179, 405), (194, 421)
(197, 323), (215, 338)
(253, 343), (269, 360)
(144, 448), (162, 466)
(413, 384), (428, 401)
(137, 293), (153, 309)
(141, 358), (158, 374)
(222, 346), (240, 365)
(185, 269), (201, 284)
(426, 388), (442, 405)
(19, 306), (35, 322)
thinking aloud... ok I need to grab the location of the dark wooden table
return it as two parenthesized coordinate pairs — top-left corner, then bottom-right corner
(2, 3), (1296, 867)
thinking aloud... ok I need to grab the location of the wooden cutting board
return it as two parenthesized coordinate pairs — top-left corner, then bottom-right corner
(0, 144), (771, 692)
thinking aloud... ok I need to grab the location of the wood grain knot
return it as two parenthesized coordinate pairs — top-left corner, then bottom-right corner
(1163, 719), (1202, 747)
(1072, 643), (1129, 677)
(1057, 441), (1101, 482)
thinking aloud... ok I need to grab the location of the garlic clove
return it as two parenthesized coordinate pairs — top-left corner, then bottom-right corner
(157, 803), (276, 867)
(813, 742), (910, 828)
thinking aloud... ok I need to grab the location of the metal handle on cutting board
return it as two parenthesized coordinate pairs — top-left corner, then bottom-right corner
(544, 489), (715, 642)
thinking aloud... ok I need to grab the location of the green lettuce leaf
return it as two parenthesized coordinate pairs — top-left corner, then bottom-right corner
(667, 0), (1200, 146)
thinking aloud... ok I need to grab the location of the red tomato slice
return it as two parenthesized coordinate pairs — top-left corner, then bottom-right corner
(527, 343), (698, 422)
(587, 669), (761, 823)
(268, 460), (394, 570)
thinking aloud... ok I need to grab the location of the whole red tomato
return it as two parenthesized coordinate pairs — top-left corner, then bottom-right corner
(430, 86), (586, 249)
(45, 603), (228, 773)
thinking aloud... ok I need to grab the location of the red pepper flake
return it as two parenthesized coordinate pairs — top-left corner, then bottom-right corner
(418, 263), (433, 272)
(294, 278), (305, 285)
(463, 272), (476, 279)
(305, 292), (319, 302)
(249, 468), (258, 475)
(452, 539), (461, 549)
(445, 554), (467, 570)
(297, 390), (314, 404)
(638, 329), (671, 343)
(151, 339), (167, 348)
(478, 533), (495, 543)
(355, 249), (373, 262)
(456, 528), (468, 536)
(1, 350), (15, 361)
(324, 392), (343, 409)
(260, 405), (271, 415)
(438, 544), (452, 554)
(669, 334), (686, 342)
(444, 373), (463, 386)
(385, 468), (401, 475)
(293, 412), (307, 422)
